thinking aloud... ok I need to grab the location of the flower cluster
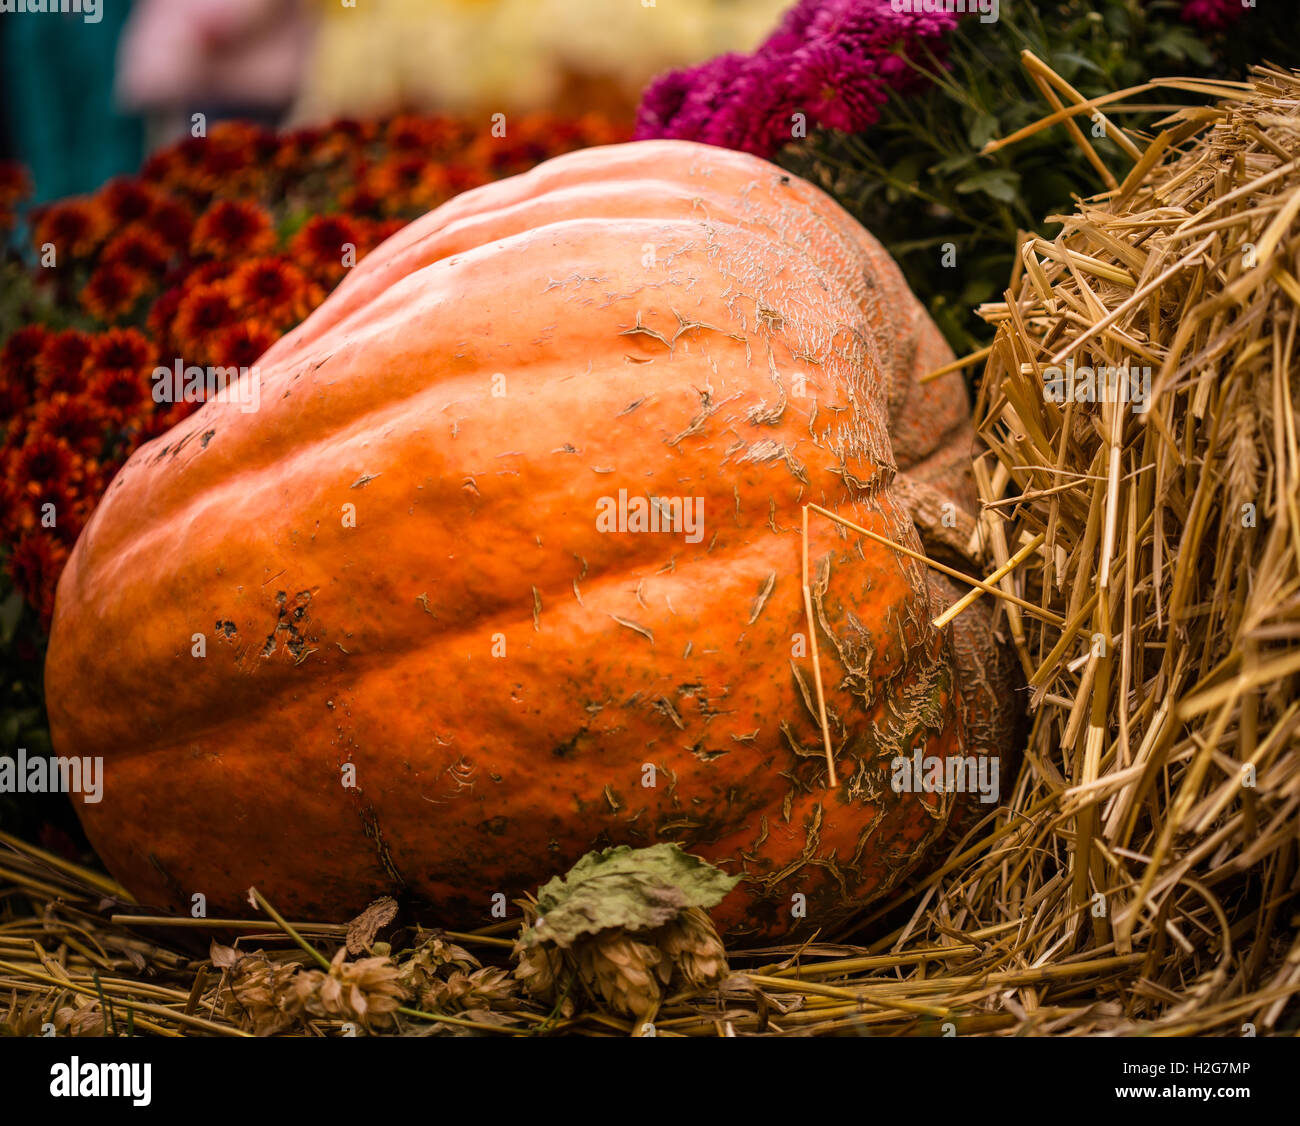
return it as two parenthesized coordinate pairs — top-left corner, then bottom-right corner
(635, 0), (961, 158)
(1180, 0), (1248, 32)
(634, 0), (1254, 159)
(0, 112), (628, 624)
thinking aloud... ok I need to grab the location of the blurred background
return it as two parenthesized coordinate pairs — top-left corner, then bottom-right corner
(0, 0), (790, 206)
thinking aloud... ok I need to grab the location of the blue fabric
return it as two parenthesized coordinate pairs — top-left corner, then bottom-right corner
(1, 2), (144, 206)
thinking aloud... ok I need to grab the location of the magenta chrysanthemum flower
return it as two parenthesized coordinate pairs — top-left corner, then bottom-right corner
(761, 0), (827, 55)
(789, 41), (888, 134)
(636, 67), (697, 138)
(1180, 0), (1247, 32)
(705, 57), (801, 156)
(635, 0), (964, 158)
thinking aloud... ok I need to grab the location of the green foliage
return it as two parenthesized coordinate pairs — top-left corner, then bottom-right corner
(781, 0), (1300, 357)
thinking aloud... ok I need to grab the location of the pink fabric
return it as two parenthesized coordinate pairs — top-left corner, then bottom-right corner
(116, 0), (312, 111)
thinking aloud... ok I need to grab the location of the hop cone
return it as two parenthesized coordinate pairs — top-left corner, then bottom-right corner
(512, 846), (736, 1021)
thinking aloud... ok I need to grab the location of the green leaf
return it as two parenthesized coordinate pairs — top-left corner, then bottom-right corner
(521, 843), (740, 949)
(966, 112), (1001, 152)
(955, 169), (1021, 203)
(1151, 27), (1214, 68)
(932, 151), (979, 177)
(1054, 52), (1106, 79)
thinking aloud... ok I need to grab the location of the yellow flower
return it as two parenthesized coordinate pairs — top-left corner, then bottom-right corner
(292, 0), (790, 123)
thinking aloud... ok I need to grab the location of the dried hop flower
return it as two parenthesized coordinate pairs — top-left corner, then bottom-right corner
(512, 845), (737, 1021)
(290, 947), (407, 1032)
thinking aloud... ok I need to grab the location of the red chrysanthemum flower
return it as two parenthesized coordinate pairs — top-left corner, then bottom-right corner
(385, 114), (447, 153)
(90, 327), (153, 375)
(147, 196), (196, 252)
(364, 155), (418, 194)
(33, 198), (107, 260)
(208, 120), (277, 161)
(90, 365), (151, 423)
(187, 261), (238, 287)
(7, 531), (69, 627)
(0, 325), (49, 414)
(141, 398), (195, 440)
(372, 218), (407, 244)
(471, 131), (553, 176)
(229, 257), (314, 321)
(35, 330), (94, 394)
(190, 200), (275, 259)
(364, 156), (450, 213)
(0, 371), (30, 418)
(444, 164), (487, 196)
(201, 137), (259, 185)
(146, 285), (186, 354)
(289, 214), (362, 279)
(209, 321), (278, 370)
(330, 117), (379, 145)
(12, 432), (75, 492)
(181, 121), (278, 197)
(275, 125), (330, 171)
(80, 262), (150, 322)
(172, 282), (238, 354)
(31, 393), (105, 452)
(100, 177), (161, 226)
(138, 144), (179, 185)
(60, 487), (101, 544)
(340, 181), (384, 218)
(426, 116), (475, 155)
(101, 227), (172, 275)
(2, 324), (50, 389)
(141, 135), (208, 192)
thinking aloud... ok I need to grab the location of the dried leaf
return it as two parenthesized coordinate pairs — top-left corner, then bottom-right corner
(209, 940), (239, 969)
(346, 896), (399, 955)
(521, 844), (739, 949)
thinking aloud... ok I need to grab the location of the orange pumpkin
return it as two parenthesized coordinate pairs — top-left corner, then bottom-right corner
(46, 140), (1013, 938)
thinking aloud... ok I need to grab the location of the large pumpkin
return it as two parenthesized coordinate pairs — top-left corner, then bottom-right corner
(46, 140), (1015, 938)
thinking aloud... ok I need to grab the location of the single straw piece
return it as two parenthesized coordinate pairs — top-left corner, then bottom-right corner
(801, 504), (837, 788)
